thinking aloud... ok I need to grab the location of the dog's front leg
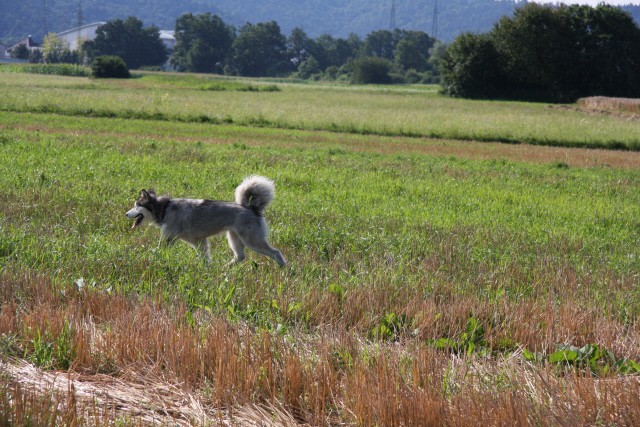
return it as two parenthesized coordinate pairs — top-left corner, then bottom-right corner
(159, 234), (177, 248)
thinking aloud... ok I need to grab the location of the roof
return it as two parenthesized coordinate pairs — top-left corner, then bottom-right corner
(56, 22), (106, 37)
(159, 30), (175, 41)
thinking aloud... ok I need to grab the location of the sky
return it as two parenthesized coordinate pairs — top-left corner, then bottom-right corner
(529, 1), (640, 4)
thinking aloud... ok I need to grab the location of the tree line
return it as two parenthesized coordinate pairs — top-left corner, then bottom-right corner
(14, 4), (640, 101)
(440, 3), (640, 102)
(18, 14), (442, 84)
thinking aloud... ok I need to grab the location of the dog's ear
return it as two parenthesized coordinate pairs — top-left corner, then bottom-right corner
(140, 189), (150, 199)
(147, 189), (156, 196)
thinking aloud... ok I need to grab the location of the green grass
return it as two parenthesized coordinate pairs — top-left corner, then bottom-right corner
(1, 111), (639, 325)
(2, 71), (640, 424)
(1, 71), (639, 149)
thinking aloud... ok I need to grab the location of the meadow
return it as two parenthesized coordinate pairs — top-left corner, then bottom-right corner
(0, 70), (640, 425)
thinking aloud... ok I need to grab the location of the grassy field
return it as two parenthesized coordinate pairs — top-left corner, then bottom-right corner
(1, 70), (640, 425)
(2, 68), (640, 149)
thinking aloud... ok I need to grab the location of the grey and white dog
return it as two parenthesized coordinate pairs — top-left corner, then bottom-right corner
(126, 175), (286, 266)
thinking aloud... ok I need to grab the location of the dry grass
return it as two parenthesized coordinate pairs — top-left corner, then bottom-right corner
(2, 270), (640, 426)
(577, 96), (640, 115)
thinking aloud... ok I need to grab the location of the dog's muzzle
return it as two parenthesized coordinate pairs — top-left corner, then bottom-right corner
(126, 209), (144, 229)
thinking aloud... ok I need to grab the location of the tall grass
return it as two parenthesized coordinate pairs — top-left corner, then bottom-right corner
(1, 71), (640, 424)
(1, 72), (640, 149)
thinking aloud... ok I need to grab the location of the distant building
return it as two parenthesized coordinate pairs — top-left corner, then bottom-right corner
(0, 43), (6, 58)
(9, 36), (39, 51)
(6, 36), (39, 60)
(56, 22), (106, 51)
(159, 30), (175, 54)
(55, 23), (175, 54)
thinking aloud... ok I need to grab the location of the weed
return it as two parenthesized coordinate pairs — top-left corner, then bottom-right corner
(27, 328), (54, 369)
(370, 313), (410, 341)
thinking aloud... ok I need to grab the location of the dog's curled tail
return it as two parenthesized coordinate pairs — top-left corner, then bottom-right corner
(235, 175), (276, 215)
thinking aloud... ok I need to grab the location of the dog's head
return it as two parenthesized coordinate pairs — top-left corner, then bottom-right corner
(126, 189), (157, 229)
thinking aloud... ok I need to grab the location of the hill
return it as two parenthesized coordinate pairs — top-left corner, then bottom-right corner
(2, 0), (640, 45)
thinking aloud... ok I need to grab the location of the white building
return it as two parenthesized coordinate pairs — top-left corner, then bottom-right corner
(56, 22), (106, 51)
(56, 23), (175, 54)
(159, 30), (176, 53)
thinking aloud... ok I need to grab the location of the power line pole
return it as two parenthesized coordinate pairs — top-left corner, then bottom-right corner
(390, 0), (396, 30)
(431, 0), (438, 40)
(77, 0), (84, 28)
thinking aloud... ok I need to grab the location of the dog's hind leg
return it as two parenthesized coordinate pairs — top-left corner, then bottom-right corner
(239, 232), (287, 267)
(226, 231), (246, 264)
(255, 243), (287, 266)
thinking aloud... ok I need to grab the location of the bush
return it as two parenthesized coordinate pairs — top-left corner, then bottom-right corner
(91, 56), (130, 78)
(350, 56), (392, 84)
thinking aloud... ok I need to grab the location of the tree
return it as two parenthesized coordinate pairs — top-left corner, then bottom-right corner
(10, 44), (30, 60)
(288, 27), (314, 67)
(361, 30), (396, 60)
(297, 56), (321, 79)
(42, 33), (78, 64)
(578, 5), (640, 97)
(439, 33), (503, 98)
(441, 3), (640, 101)
(171, 13), (234, 73)
(83, 17), (167, 69)
(231, 21), (290, 77)
(314, 33), (362, 71)
(42, 33), (66, 63)
(492, 3), (581, 100)
(394, 31), (436, 72)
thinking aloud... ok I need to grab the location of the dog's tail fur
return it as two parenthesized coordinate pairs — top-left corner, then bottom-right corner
(235, 175), (276, 215)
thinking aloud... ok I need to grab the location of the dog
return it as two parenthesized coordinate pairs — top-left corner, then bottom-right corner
(126, 175), (286, 266)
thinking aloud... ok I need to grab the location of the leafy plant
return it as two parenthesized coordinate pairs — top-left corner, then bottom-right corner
(370, 312), (409, 341)
(432, 316), (488, 356)
(548, 343), (640, 376)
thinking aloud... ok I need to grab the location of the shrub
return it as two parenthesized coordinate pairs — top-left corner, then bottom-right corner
(91, 56), (130, 78)
(350, 56), (392, 84)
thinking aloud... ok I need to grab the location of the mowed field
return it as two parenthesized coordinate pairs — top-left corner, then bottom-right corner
(1, 70), (640, 425)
